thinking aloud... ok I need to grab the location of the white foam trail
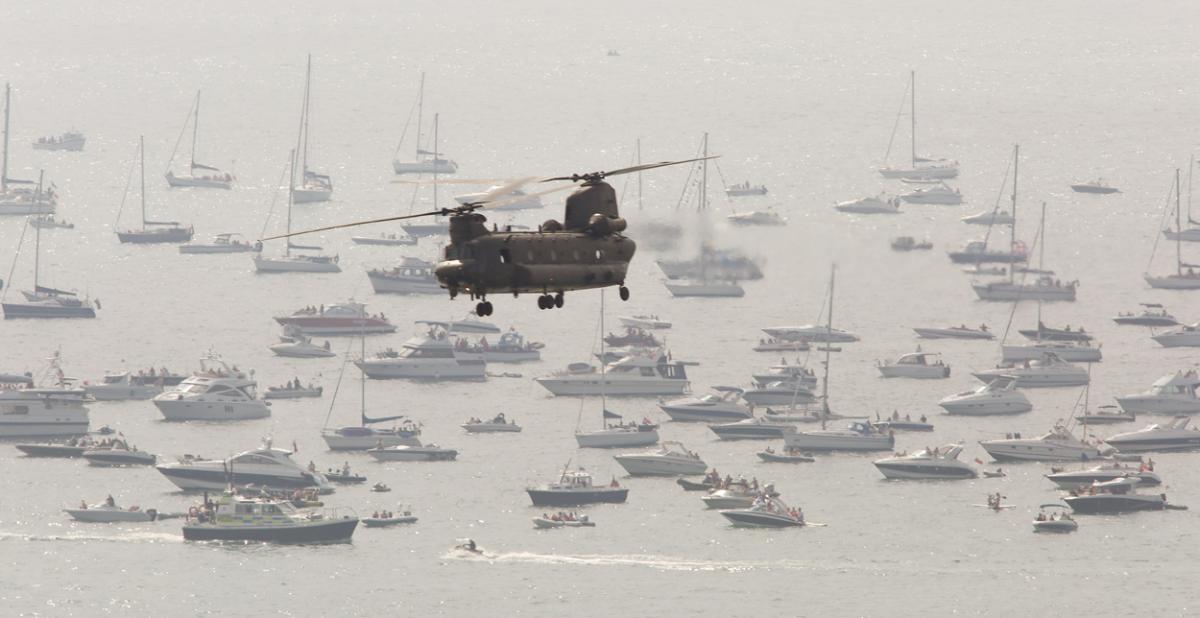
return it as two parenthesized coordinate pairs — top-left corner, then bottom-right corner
(444, 550), (814, 573)
(0, 530), (182, 544)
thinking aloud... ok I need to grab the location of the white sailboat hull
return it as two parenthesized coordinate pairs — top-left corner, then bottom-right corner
(575, 429), (659, 448)
(165, 172), (232, 189)
(973, 282), (1077, 301)
(536, 377), (687, 396)
(1144, 274), (1200, 290)
(254, 255), (341, 273)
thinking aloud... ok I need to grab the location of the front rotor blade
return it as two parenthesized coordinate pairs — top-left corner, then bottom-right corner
(390, 177), (509, 185)
(603, 155), (720, 178)
(260, 209), (446, 241)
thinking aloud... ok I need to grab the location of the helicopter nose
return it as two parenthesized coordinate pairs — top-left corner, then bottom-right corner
(435, 260), (465, 283)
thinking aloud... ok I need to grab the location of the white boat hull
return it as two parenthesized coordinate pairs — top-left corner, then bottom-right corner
(254, 255), (341, 273)
(269, 343), (336, 358)
(356, 359), (485, 380)
(784, 434), (894, 451)
(1001, 346), (1101, 363)
(536, 377), (687, 396)
(320, 432), (419, 451)
(165, 173), (232, 189)
(973, 283), (1077, 302)
(939, 394), (1032, 416)
(877, 366), (950, 379)
(979, 442), (1102, 462)
(83, 384), (161, 401)
(1152, 333), (1200, 348)
(1145, 274), (1200, 290)
(873, 462), (976, 479)
(613, 455), (706, 476)
(64, 507), (155, 523)
(153, 400), (270, 421)
(367, 272), (442, 295)
(664, 282), (745, 297)
(972, 370), (1088, 388)
(461, 423), (522, 433)
(1115, 396), (1200, 415)
(0, 418), (89, 438)
(575, 429), (659, 448)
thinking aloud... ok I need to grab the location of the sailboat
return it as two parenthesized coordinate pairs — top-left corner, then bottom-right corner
(2, 217), (97, 318)
(164, 91), (234, 189)
(948, 145), (1029, 265)
(321, 336), (421, 451)
(117, 136), (194, 244)
(973, 202), (1076, 301)
(663, 133), (746, 298)
(401, 113), (452, 238)
(1164, 157), (1200, 242)
(786, 266), (894, 452)
(877, 71), (958, 180)
(1146, 168), (1200, 289)
(292, 55), (333, 204)
(253, 150), (341, 273)
(391, 74), (458, 175)
(575, 291), (660, 448)
(0, 84), (57, 215)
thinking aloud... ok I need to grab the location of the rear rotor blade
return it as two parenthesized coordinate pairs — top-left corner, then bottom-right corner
(260, 209), (446, 241)
(390, 177), (509, 185)
(540, 155), (719, 183)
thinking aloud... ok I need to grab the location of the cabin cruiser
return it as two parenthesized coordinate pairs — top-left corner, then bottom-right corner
(157, 441), (332, 492)
(900, 181), (962, 205)
(527, 468), (628, 506)
(939, 376), (1032, 416)
(978, 424), (1106, 461)
(614, 441), (707, 476)
(536, 352), (692, 396)
(1063, 481), (1167, 514)
(179, 233), (260, 254)
(877, 351), (950, 379)
(741, 381), (816, 406)
(618, 315), (671, 330)
(153, 356), (269, 421)
(873, 444), (977, 480)
(785, 421), (895, 452)
(274, 302), (395, 336)
(0, 383), (90, 438)
(752, 362), (818, 389)
(913, 324), (994, 340)
(1104, 417), (1200, 453)
(1151, 323), (1200, 348)
(65, 500), (159, 523)
(1001, 341), (1101, 363)
(972, 353), (1088, 388)
(83, 371), (165, 401)
(720, 496), (806, 528)
(702, 479), (775, 509)
(453, 330), (542, 363)
(183, 492), (358, 543)
(973, 276), (1077, 302)
(725, 181), (768, 197)
(82, 440), (156, 466)
(761, 325), (859, 343)
(833, 194), (901, 214)
(1116, 371), (1200, 415)
(368, 442), (458, 461)
(461, 413), (522, 433)
(1033, 506), (1077, 533)
(663, 279), (745, 298)
(1113, 304), (1179, 327)
(947, 240), (1027, 264)
(1077, 405), (1135, 425)
(1046, 463), (1162, 489)
(367, 258), (442, 295)
(962, 210), (1015, 226)
(356, 324), (486, 380)
(709, 417), (797, 440)
(351, 233), (416, 246)
(659, 387), (752, 423)
(269, 328), (335, 358)
(1070, 179), (1120, 194)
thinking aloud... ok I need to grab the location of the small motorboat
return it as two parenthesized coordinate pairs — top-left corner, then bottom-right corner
(1018, 322), (1093, 342)
(462, 413), (522, 433)
(371, 483), (391, 493)
(264, 383), (324, 399)
(65, 501), (158, 523)
(1070, 178), (1119, 194)
(325, 464), (367, 484)
(363, 508), (418, 527)
(16, 435), (102, 458)
(873, 415), (934, 432)
(82, 440), (157, 467)
(877, 350), (950, 379)
(1046, 463), (1161, 489)
(720, 496), (806, 528)
(913, 325), (994, 340)
(269, 329), (336, 358)
(1033, 504), (1078, 533)
(676, 477), (716, 492)
(756, 447), (815, 463)
(1113, 303), (1179, 327)
(1076, 405), (1135, 425)
(752, 338), (810, 352)
(532, 513), (596, 529)
(368, 444), (459, 462)
(702, 480), (775, 509)
(891, 236), (933, 251)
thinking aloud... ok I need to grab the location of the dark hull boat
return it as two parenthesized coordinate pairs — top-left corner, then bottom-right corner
(526, 487), (628, 507)
(117, 226), (194, 244)
(1063, 494), (1165, 514)
(15, 443), (89, 457)
(676, 478), (715, 491)
(183, 516), (358, 543)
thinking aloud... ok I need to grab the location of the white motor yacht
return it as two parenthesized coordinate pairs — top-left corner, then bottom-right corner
(1104, 417), (1200, 453)
(1151, 323), (1200, 348)
(978, 424), (1106, 461)
(179, 233), (259, 254)
(877, 351), (950, 379)
(913, 325), (994, 340)
(751, 362), (818, 388)
(663, 279), (745, 297)
(659, 387), (752, 423)
(614, 441), (707, 476)
(1113, 303), (1178, 327)
(939, 376), (1032, 416)
(83, 372), (163, 401)
(269, 329), (335, 358)
(973, 276), (1077, 302)
(156, 441), (331, 492)
(368, 443), (459, 461)
(355, 324), (486, 380)
(741, 381), (816, 406)
(1116, 371), (1200, 415)
(1046, 463), (1162, 489)
(537, 353), (692, 396)
(709, 417), (797, 440)
(873, 444), (977, 480)
(367, 258), (442, 295)
(0, 385), (89, 437)
(962, 210), (1015, 226)
(834, 194), (901, 214)
(1001, 341), (1101, 363)
(972, 352), (1089, 388)
(274, 302), (396, 336)
(152, 355), (269, 421)
(618, 315), (671, 330)
(900, 181), (962, 205)
(720, 496), (806, 528)
(784, 421), (895, 452)
(761, 325), (859, 343)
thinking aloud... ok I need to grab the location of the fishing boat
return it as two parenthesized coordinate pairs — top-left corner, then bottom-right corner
(527, 467), (628, 506)
(117, 136), (194, 244)
(164, 91), (234, 189)
(291, 55), (333, 203)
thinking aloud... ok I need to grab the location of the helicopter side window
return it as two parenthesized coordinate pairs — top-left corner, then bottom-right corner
(499, 249), (511, 264)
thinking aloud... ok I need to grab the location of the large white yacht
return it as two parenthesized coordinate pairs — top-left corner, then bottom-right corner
(877, 351), (950, 379)
(1116, 371), (1200, 415)
(152, 355), (269, 421)
(784, 420), (894, 452)
(873, 444), (977, 480)
(613, 441), (707, 476)
(355, 324), (486, 380)
(659, 387), (752, 423)
(740, 381), (816, 406)
(939, 376), (1032, 416)
(1151, 323), (1200, 348)
(978, 424), (1106, 461)
(0, 384), (89, 437)
(1104, 417), (1200, 453)
(972, 352), (1089, 388)
(537, 352), (692, 396)
(156, 441), (331, 492)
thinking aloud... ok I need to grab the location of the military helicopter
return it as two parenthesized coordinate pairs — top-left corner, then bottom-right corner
(264, 157), (714, 316)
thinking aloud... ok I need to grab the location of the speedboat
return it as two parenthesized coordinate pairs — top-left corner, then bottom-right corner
(1001, 341), (1101, 363)
(526, 468), (628, 506)
(913, 325), (994, 340)
(269, 331), (335, 358)
(274, 302), (396, 336)
(972, 352), (1089, 388)
(727, 209), (785, 226)
(1076, 405), (1135, 425)
(532, 515), (595, 529)
(350, 233), (416, 246)
(939, 376), (1032, 416)
(1115, 371), (1200, 415)
(183, 492), (358, 543)
(761, 325), (859, 343)
(1113, 304), (1178, 327)
(741, 381), (816, 406)
(873, 444), (977, 480)
(83, 371), (164, 401)
(1032, 505), (1078, 533)
(720, 496), (806, 528)
(978, 424), (1106, 461)
(785, 421), (895, 452)
(1018, 322), (1094, 342)
(264, 383), (323, 399)
(82, 440), (156, 466)
(157, 441), (331, 492)
(659, 387), (752, 423)
(962, 210), (1014, 226)
(152, 356), (269, 421)
(537, 352), (692, 396)
(1104, 417), (1200, 453)
(356, 324), (486, 380)
(753, 338), (810, 352)
(709, 417), (797, 440)
(834, 194), (901, 214)
(973, 275), (1077, 302)
(1151, 323), (1200, 348)
(756, 446), (816, 463)
(321, 420), (421, 451)
(947, 240), (1027, 265)
(461, 414), (522, 433)
(1046, 463), (1162, 489)
(368, 443), (459, 461)
(877, 351), (950, 379)
(179, 233), (260, 254)
(1070, 179), (1119, 194)
(1063, 482), (1168, 515)
(618, 315), (671, 330)
(900, 181), (962, 205)
(367, 258), (442, 295)
(65, 502), (159, 523)
(702, 479), (775, 509)
(614, 441), (707, 476)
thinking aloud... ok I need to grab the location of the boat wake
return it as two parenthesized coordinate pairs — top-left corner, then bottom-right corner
(444, 551), (815, 573)
(0, 530), (182, 544)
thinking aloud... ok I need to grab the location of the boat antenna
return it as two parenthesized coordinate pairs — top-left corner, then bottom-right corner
(910, 69), (916, 168)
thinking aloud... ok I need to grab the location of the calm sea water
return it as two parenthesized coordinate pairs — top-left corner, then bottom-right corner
(2, 1), (1199, 616)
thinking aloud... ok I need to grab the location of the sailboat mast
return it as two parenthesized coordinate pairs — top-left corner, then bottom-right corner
(139, 135), (146, 228)
(1, 84), (8, 193)
(1176, 167), (1183, 276)
(415, 72), (425, 158)
(700, 133), (709, 211)
(1011, 144), (1019, 264)
(432, 114), (440, 210)
(285, 149), (296, 257)
(910, 70), (916, 168)
(299, 55), (312, 176)
(636, 137), (643, 210)
(821, 265), (835, 426)
(360, 330), (367, 426)
(191, 91), (200, 169)
(1039, 201), (1046, 271)
(33, 214), (40, 289)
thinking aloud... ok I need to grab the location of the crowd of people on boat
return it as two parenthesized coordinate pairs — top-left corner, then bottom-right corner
(371, 509), (400, 520)
(540, 511), (588, 523)
(466, 413), (514, 425)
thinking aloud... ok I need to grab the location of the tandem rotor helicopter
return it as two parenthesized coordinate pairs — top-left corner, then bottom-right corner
(265, 156), (716, 316)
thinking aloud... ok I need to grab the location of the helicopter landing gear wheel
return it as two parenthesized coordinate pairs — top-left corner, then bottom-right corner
(619, 286), (630, 301)
(476, 301), (493, 316)
(554, 292), (564, 308)
(536, 296), (549, 310)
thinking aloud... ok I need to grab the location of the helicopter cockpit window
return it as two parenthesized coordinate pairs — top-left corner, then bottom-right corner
(499, 249), (511, 264)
